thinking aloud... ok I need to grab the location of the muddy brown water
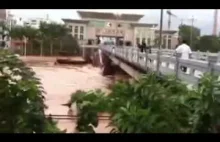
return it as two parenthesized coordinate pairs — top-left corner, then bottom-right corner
(26, 59), (130, 133)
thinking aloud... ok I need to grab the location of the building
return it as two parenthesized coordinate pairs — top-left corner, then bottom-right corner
(155, 30), (178, 49)
(62, 11), (158, 47)
(22, 17), (51, 29)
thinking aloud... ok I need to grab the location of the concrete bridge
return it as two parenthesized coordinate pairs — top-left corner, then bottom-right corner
(100, 46), (220, 85)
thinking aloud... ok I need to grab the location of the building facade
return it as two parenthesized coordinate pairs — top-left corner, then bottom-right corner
(62, 11), (158, 47)
(62, 11), (178, 49)
(155, 30), (178, 49)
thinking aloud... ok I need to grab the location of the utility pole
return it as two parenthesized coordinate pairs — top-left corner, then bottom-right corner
(159, 10), (163, 49)
(167, 10), (171, 30)
(157, 9), (163, 75)
(190, 16), (195, 48)
(213, 9), (218, 36)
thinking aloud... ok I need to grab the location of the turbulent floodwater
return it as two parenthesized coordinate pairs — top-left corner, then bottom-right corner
(31, 64), (129, 133)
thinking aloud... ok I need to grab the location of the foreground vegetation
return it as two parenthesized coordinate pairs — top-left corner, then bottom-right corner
(69, 73), (220, 133)
(0, 49), (61, 133)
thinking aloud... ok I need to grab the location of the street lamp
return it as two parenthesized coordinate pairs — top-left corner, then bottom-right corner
(158, 9), (163, 49)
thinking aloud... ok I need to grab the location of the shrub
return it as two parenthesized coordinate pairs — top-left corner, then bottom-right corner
(70, 90), (107, 133)
(67, 73), (220, 133)
(0, 49), (61, 133)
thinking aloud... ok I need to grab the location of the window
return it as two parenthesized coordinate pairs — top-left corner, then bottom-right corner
(74, 34), (78, 39)
(80, 26), (84, 34)
(142, 38), (146, 43)
(74, 25), (85, 40)
(74, 26), (78, 34)
(118, 24), (122, 27)
(80, 35), (84, 40)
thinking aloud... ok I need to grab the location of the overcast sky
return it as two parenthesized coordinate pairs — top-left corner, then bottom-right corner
(10, 9), (217, 35)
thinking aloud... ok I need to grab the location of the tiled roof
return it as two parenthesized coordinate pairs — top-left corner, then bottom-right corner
(131, 23), (158, 28)
(77, 11), (144, 21)
(62, 19), (89, 24)
(155, 30), (177, 34)
(119, 14), (144, 21)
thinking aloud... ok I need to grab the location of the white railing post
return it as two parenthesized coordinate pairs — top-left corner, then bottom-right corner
(206, 51), (210, 61)
(137, 49), (140, 64)
(208, 55), (218, 76)
(196, 50), (200, 60)
(125, 48), (128, 60)
(145, 50), (148, 69)
(218, 51), (220, 62)
(130, 48), (133, 62)
(175, 53), (181, 79)
(156, 50), (161, 74)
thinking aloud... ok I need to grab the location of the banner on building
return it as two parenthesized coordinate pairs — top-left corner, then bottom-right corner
(96, 28), (125, 37)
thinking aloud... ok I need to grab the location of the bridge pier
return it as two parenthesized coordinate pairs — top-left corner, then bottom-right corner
(101, 53), (115, 76)
(82, 47), (91, 62)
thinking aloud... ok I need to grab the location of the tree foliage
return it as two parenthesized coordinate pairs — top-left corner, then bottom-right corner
(0, 50), (61, 133)
(178, 25), (201, 49)
(68, 73), (220, 133)
(9, 22), (79, 56)
(194, 35), (220, 52)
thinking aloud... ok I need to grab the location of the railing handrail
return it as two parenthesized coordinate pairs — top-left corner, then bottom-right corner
(100, 46), (220, 85)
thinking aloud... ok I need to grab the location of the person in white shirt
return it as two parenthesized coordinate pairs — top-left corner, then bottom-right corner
(175, 39), (192, 72)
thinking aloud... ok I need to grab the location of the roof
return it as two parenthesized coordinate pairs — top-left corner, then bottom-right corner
(62, 19), (89, 24)
(155, 30), (177, 34)
(119, 14), (144, 21)
(130, 23), (158, 28)
(77, 11), (144, 21)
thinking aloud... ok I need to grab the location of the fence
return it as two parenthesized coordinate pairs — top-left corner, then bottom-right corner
(101, 46), (220, 85)
(10, 37), (80, 56)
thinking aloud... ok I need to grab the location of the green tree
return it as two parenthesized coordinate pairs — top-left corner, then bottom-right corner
(194, 35), (220, 52)
(9, 26), (24, 40)
(178, 25), (201, 50)
(10, 26), (39, 55)
(39, 22), (70, 56)
(9, 22), (79, 56)
(23, 26), (39, 54)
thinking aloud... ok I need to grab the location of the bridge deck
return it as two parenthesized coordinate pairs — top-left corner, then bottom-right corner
(101, 46), (220, 85)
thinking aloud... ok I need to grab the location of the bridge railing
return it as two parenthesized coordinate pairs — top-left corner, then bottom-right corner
(151, 48), (220, 62)
(101, 46), (220, 85)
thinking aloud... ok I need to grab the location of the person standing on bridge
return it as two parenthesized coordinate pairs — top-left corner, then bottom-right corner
(175, 39), (192, 73)
(141, 39), (147, 53)
(136, 41), (141, 52)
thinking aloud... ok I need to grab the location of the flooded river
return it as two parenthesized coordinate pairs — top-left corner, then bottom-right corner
(31, 64), (129, 133)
